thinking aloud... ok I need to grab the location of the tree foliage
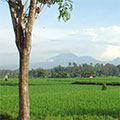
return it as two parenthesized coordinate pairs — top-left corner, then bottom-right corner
(1, 63), (120, 78)
(6, 0), (72, 27)
(29, 68), (47, 77)
(48, 63), (120, 78)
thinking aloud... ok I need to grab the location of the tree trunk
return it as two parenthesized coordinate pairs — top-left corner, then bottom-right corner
(19, 49), (30, 120)
(8, 1), (36, 119)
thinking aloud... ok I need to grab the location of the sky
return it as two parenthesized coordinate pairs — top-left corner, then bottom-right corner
(0, 0), (120, 66)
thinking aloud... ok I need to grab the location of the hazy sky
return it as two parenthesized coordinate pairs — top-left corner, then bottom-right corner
(0, 0), (120, 66)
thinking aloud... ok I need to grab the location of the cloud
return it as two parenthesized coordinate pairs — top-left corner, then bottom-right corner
(82, 26), (120, 60)
(0, 28), (17, 53)
(84, 26), (120, 45)
(0, 25), (120, 65)
(31, 25), (120, 61)
(102, 45), (120, 60)
(32, 28), (71, 42)
(0, 28), (19, 65)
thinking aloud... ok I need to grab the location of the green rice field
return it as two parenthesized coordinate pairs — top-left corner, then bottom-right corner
(0, 77), (120, 120)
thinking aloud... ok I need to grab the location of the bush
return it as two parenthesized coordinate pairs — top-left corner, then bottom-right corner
(102, 83), (107, 90)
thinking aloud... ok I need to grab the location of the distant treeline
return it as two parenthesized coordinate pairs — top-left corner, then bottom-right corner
(47, 63), (120, 78)
(0, 63), (120, 78)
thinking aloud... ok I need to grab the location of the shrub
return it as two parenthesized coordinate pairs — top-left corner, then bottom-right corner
(102, 83), (107, 90)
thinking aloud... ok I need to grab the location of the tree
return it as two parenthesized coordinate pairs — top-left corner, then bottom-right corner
(68, 62), (72, 66)
(36, 68), (47, 77)
(4, 0), (72, 119)
(29, 68), (47, 77)
(52, 65), (65, 73)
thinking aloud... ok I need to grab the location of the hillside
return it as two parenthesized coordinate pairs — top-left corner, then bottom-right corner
(0, 53), (120, 69)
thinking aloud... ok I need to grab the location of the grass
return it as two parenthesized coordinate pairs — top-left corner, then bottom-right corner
(0, 77), (120, 120)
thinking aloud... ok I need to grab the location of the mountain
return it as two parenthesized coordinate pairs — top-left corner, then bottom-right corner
(29, 53), (120, 69)
(48, 53), (79, 63)
(0, 53), (120, 70)
(109, 57), (120, 65)
(76, 56), (100, 64)
(48, 53), (99, 65)
(0, 64), (19, 70)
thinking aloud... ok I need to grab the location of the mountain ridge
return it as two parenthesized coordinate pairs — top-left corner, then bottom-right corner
(30, 53), (120, 69)
(0, 53), (120, 70)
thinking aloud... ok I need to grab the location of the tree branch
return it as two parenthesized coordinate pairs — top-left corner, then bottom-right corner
(26, 0), (37, 31)
(17, 0), (23, 8)
(23, 0), (30, 9)
(8, 1), (18, 34)
(35, 3), (45, 18)
(8, 0), (25, 51)
(24, 0), (37, 48)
